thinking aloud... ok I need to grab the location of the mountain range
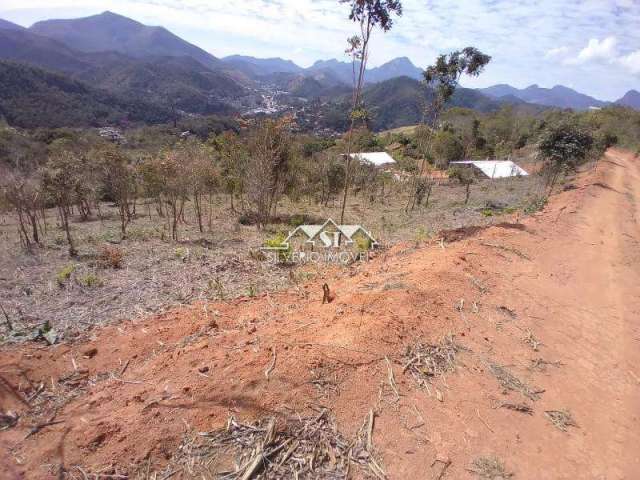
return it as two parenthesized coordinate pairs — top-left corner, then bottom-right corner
(478, 84), (609, 110)
(0, 10), (637, 129)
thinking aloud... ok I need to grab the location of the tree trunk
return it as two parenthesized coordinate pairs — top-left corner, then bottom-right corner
(28, 212), (39, 244)
(59, 205), (77, 256)
(424, 183), (433, 208)
(194, 193), (203, 233)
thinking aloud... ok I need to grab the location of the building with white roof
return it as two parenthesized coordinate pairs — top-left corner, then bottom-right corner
(449, 160), (528, 179)
(349, 152), (396, 167)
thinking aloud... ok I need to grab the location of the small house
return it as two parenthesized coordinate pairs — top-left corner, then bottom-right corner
(348, 152), (396, 167)
(449, 160), (528, 179)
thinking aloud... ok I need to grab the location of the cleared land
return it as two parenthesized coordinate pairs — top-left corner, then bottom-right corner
(0, 170), (544, 343)
(1, 149), (639, 479)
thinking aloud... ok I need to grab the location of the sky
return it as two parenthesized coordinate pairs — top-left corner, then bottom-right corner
(1, 0), (639, 101)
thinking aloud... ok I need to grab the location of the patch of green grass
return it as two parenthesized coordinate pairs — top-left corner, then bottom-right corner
(80, 273), (103, 288)
(56, 264), (76, 287)
(174, 247), (190, 261)
(414, 226), (431, 246)
(523, 196), (547, 215)
(355, 236), (373, 252)
(127, 227), (159, 241)
(264, 233), (291, 262)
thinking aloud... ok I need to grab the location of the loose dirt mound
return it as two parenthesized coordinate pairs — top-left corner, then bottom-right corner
(1, 149), (639, 479)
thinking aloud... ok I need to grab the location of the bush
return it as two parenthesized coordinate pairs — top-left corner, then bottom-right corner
(524, 196), (547, 214)
(80, 273), (103, 288)
(432, 130), (464, 169)
(264, 233), (291, 262)
(97, 246), (124, 269)
(56, 264), (76, 287)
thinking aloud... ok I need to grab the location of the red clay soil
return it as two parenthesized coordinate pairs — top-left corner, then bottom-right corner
(1, 149), (639, 479)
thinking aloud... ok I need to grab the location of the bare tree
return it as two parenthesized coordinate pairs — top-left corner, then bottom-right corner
(245, 119), (292, 229)
(42, 151), (88, 256)
(1, 172), (43, 250)
(93, 145), (136, 239)
(157, 151), (191, 241)
(179, 139), (217, 233)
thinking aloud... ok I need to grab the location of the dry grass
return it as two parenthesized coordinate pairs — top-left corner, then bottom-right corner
(528, 358), (562, 372)
(402, 335), (464, 388)
(496, 402), (534, 415)
(545, 410), (578, 432)
(522, 329), (542, 351)
(0, 174), (544, 344)
(487, 362), (543, 401)
(155, 410), (385, 479)
(469, 456), (513, 479)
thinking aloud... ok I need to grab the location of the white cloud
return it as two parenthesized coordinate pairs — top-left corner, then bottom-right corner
(545, 46), (570, 59)
(565, 36), (617, 65)
(618, 50), (640, 75)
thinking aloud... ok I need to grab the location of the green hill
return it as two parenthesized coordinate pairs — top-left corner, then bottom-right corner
(0, 60), (172, 128)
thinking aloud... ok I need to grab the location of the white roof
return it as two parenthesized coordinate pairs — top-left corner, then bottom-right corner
(349, 152), (396, 166)
(450, 160), (528, 179)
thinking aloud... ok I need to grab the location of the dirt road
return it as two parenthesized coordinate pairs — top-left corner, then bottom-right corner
(1, 149), (639, 479)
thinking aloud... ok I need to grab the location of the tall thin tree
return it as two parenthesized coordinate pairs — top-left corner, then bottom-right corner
(338, 0), (403, 226)
(407, 47), (491, 211)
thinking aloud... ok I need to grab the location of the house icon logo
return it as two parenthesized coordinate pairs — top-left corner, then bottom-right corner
(264, 218), (378, 252)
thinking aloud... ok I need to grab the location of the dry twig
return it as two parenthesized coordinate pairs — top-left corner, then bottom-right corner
(403, 336), (464, 389)
(487, 362), (543, 401)
(545, 410), (578, 432)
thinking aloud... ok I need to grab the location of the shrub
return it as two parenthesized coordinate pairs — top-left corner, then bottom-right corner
(414, 227), (431, 246)
(174, 247), (189, 261)
(524, 196), (547, 214)
(264, 233), (291, 262)
(56, 264), (76, 287)
(97, 246), (124, 269)
(355, 236), (372, 252)
(81, 273), (103, 288)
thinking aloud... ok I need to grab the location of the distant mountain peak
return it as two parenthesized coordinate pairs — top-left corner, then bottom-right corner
(616, 89), (640, 110)
(28, 11), (219, 69)
(0, 18), (25, 31)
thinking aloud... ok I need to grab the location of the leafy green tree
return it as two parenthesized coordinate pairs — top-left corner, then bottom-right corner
(432, 130), (464, 168)
(538, 122), (594, 193)
(423, 47), (492, 124)
(407, 47), (491, 210)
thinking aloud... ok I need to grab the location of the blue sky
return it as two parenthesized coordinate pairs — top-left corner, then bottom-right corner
(1, 0), (639, 101)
